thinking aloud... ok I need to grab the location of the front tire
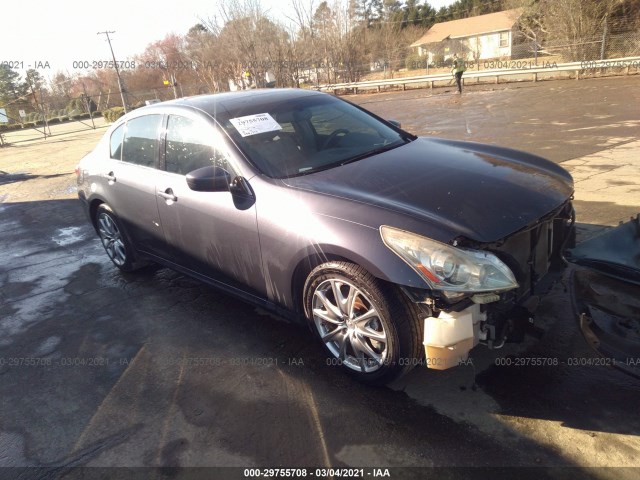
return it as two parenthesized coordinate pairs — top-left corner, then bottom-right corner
(304, 261), (422, 385)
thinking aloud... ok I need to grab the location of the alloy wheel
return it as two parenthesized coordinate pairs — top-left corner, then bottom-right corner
(97, 212), (127, 267)
(312, 278), (388, 373)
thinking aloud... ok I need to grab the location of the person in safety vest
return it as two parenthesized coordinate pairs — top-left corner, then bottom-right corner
(451, 53), (466, 94)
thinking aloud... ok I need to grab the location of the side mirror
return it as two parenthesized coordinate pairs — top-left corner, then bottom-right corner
(186, 165), (232, 192)
(388, 119), (401, 128)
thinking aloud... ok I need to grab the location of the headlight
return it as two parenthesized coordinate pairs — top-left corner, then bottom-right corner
(380, 226), (518, 293)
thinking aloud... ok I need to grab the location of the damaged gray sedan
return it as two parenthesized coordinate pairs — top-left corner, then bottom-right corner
(77, 89), (575, 384)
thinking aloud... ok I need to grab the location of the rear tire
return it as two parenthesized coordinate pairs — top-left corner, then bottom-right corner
(95, 204), (142, 272)
(304, 261), (422, 385)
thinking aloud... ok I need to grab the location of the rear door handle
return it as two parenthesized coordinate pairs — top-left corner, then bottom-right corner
(104, 172), (116, 183)
(158, 188), (177, 203)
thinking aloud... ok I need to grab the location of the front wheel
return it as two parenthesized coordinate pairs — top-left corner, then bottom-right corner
(304, 261), (422, 385)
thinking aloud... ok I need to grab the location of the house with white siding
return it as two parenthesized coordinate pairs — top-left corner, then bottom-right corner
(410, 9), (525, 64)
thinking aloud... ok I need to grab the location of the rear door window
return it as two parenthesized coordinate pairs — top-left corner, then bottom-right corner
(122, 115), (162, 168)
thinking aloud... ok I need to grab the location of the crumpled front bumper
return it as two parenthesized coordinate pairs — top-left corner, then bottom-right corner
(416, 213), (640, 375)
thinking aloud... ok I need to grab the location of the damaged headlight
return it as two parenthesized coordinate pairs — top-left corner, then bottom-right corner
(381, 226), (518, 293)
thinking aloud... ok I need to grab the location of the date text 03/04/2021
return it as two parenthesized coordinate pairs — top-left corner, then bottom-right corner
(243, 468), (391, 478)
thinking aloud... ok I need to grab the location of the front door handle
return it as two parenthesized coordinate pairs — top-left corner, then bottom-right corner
(104, 172), (116, 183)
(158, 188), (178, 203)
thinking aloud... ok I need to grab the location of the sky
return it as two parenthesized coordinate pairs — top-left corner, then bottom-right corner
(3, 0), (457, 80)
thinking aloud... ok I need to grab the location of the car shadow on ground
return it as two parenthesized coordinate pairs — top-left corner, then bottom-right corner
(0, 171), (71, 186)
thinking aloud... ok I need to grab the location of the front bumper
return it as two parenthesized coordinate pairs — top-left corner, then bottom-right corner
(412, 202), (575, 370)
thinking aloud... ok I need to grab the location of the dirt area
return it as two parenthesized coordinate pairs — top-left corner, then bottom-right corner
(0, 127), (105, 203)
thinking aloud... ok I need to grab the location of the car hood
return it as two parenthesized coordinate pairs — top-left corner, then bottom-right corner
(283, 137), (574, 243)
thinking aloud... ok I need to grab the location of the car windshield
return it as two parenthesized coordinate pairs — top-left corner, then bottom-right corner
(217, 94), (411, 178)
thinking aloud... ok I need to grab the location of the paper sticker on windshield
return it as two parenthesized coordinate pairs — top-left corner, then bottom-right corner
(229, 113), (282, 137)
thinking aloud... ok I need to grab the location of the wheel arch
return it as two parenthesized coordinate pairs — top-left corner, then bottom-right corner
(289, 242), (419, 320)
(91, 200), (149, 271)
(290, 251), (353, 320)
(298, 255), (424, 384)
(89, 198), (105, 230)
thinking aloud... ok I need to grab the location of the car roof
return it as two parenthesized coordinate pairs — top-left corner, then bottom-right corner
(143, 88), (326, 118)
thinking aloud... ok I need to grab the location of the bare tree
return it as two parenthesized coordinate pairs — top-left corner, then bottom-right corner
(509, 0), (624, 60)
(199, 0), (294, 90)
(287, 0), (321, 84)
(182, 24), (224, 93)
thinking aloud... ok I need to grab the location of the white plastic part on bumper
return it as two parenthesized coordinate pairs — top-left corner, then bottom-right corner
(423, 304), (486, 370)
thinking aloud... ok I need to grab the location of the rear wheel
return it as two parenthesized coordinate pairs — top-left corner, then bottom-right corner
(95, 204), (140, 272)
(304, 261), (422, 385)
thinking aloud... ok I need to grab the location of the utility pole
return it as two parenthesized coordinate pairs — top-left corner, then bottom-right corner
(97, 31), (128, 113)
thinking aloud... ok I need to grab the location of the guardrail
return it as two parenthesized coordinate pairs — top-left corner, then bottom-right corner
(316, 56), (640, 94)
